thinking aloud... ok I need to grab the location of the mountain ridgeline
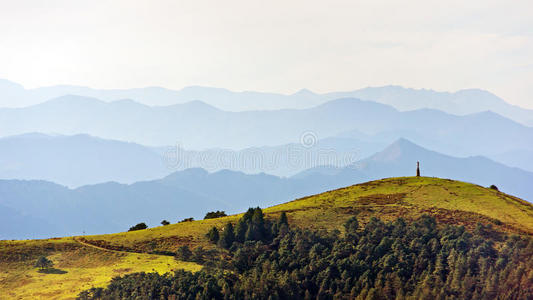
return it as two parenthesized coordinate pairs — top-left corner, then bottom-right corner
(1, 79), (532, 126)
(1, 95), (532, 157)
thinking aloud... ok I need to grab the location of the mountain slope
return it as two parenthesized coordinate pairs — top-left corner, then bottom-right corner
(489, 149), (533, 173)
(76, 177), (533, 257)
(0, 169), (320, 239)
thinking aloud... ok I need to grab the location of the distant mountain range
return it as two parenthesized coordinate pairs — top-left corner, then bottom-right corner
(1, 95), (532, 157)
(2, 138), (532, 240)
(1, 122), (532, 188)
(1, 79), (532, 125)
(0, 133), (386, 187)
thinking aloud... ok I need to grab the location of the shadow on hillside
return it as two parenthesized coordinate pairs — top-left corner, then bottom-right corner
(38, 268), (68, 274)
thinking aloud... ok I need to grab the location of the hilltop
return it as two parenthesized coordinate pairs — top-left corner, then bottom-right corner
(1, 177), (532, 299)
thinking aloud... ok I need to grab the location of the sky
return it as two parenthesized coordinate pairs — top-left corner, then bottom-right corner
(0, 0), (532, 108)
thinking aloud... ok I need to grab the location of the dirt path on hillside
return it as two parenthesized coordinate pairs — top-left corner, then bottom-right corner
(73, 237), (127, 254)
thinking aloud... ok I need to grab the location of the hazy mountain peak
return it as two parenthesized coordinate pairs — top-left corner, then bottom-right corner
(368, 138), (427, 162)
(3, 132), (56, 140)
(292, 88), (316, 96)
(174, 100), (221, 112)
(164, 168), (209, 180)
(315, 97), (363, 107)
(37, 94), (106, 107)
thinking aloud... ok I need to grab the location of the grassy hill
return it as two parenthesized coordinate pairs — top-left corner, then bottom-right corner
(1, 176), (532, 299)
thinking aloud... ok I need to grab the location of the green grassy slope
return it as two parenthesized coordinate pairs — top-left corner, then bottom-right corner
(1, 176), (532, 299)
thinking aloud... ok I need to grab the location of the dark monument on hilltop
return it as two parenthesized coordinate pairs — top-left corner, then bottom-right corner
(416, 161), (420, 177)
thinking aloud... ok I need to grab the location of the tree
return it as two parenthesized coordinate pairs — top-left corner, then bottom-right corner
(489, 185), (499, 191)
(218, 223), (235, 249)
(128, 222), (148, 231)
(244, 208), (267, 241)
(206, 226), (220, 243)
(176, 245), (193, 261)
(344, 216), (359, 239)
(34, 256), (53, 270)
(161, 220), (170, 226)
(234, 219), (248, 242)
(278, 212), (288, 226)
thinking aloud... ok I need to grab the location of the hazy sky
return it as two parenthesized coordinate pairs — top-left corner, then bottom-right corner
(0, 0), (532, 108)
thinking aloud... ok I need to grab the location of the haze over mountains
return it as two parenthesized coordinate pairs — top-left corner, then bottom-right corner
(0, 133), (387, 187)
(1, 78), (532, 125)
(2, 132), (532, 189)
(2, 138), (532, 240)
(0, 133), (170, 187)
(1, 95), (532, 157)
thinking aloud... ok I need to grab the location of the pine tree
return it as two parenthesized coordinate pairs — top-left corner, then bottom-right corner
(206, 226), (219, 243)
(344, 216), (359, 240)
(278, 212), (288, 226)
(218, 222), (235, 249)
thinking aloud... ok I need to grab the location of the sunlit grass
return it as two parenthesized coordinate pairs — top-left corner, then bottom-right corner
(0, 239), (201, 299)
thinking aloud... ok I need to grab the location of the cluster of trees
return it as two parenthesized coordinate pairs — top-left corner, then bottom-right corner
(206, 207), (288, 249)
(204, 210), (227, 219)
(79, 210), (533, 300)
(128, 222), (148, 231)
(178, 217), (194, 223)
